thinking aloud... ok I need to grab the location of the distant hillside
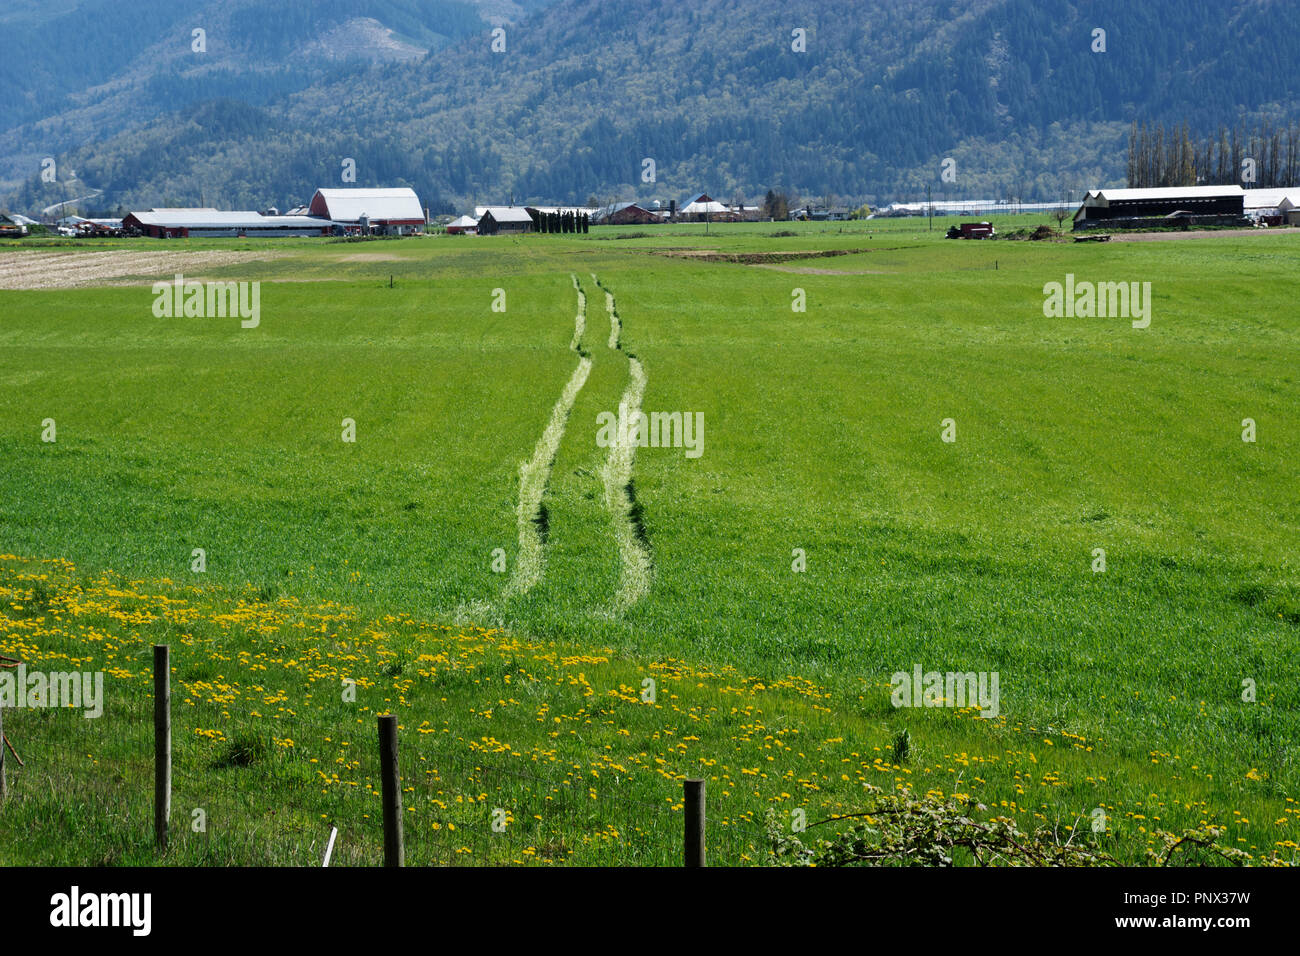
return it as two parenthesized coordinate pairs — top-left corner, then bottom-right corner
(5, 0), (1300, 215)
(0, 0), (556, 199)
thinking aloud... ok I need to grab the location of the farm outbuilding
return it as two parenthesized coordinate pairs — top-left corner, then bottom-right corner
(1242, 188), (1300, 224)
(809, 205), (851, 221)
(445, 215), (478, 234)
(123, 208), (335, 238)
(476, 207), (534, 234)
(680, 193), (732, 221)
(1073, 186), (1247, 230)
(1280, 195), (1300, 226)
(594, 202), (661, 225)
(308, 188), (426, 235)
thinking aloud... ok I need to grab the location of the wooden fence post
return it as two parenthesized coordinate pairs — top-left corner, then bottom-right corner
(0, 699), (7, 801)
(153, 644), (170, 850)
(378, 714), (404, 867)
(684, 778), (705, 867)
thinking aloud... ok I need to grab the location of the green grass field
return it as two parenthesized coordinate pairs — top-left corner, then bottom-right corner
(1, 217), (1298, 865)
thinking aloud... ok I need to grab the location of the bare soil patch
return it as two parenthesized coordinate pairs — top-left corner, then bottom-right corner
(755, 264), (889, 275)
(648, 246), (891, 264)
(1108, 227), (1296, 243)
(0, 249), (288, 290)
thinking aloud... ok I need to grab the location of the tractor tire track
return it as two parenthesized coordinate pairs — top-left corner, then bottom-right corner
(571, 272), (588, 354)
(594, 276), (653, 612)
(458, 276), (590, 622)
(592, 273), (620, 349)
(502, 275), (592, 599)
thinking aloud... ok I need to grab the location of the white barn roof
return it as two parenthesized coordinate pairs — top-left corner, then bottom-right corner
(681, 198), (728, 215)
(477, 206), (534, 223)
(311, 188), (424, 222)
(1242, 188), (1300, 211)
(131, 209), (329, 230)
(1082, 186), (1244, 205)
(447, 215), (478, 228)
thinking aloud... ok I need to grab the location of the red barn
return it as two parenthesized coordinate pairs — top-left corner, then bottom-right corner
(597, 202), (661, 225)
(308, 188), (426, 235)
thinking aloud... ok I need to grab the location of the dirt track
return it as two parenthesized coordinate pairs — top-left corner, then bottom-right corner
(1107, 227), (1297, 242)
(0, 249), (287, 290)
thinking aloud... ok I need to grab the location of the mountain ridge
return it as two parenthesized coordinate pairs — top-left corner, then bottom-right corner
(4, 0), (1300, 215)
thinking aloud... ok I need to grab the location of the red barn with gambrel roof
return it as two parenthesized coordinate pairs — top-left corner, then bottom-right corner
(308, 188), (426, 234)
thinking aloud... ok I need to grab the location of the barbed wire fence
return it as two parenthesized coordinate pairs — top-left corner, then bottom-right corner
(0, 695), (155, 865)
(0, 645), (763, 867)
(395, 744), (758, 867)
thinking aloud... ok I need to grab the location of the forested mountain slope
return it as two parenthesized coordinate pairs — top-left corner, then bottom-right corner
(4, 0), (1299, 214)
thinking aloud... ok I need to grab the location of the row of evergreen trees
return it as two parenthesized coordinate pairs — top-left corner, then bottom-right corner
(1128, 121), (1300, 188)
(530, 210), (589, 233)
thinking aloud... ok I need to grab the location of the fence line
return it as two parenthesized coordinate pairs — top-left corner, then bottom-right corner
(0, 650), (761, 866)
